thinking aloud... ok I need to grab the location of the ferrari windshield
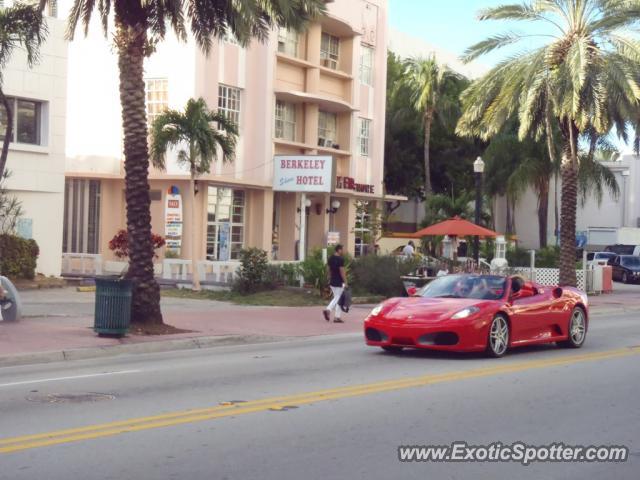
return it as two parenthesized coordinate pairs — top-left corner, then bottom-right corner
(419, 275), (506, 300)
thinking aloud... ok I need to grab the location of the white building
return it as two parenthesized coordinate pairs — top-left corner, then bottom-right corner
(495, 154), (640, 249)
(1, 2), (67, 276)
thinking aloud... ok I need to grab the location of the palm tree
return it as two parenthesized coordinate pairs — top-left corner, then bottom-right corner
(457, 1), (640, 286)
(67, 0), (326, 325)
(150, 98), (237, 291)
(426, 192), (475, 223)
(483, 133), (527, 237)
(401, 55), (461, 199)
(0, 1), (47, 179)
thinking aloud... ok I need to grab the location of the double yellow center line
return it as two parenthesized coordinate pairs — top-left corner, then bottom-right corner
(2, 346), (639, 454)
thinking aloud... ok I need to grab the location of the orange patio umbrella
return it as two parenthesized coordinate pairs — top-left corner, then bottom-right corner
(409, 216), (499, 238)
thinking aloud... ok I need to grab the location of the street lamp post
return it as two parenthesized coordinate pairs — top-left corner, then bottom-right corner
(473, 156), (485, 264)
(621, 170), (630, 227)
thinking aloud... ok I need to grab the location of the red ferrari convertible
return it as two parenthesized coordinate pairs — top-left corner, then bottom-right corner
(364, 274), (588, 357)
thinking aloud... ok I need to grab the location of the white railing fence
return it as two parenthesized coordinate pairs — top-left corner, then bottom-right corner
(62, 254), (303, 287)
(510, 267), (589, 292)
(197, 261), (239, 284)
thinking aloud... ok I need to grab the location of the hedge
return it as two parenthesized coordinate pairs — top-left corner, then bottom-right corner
(0, 234), (39, 279)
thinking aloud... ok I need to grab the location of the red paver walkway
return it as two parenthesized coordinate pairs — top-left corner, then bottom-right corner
(0, 304), (367, 357)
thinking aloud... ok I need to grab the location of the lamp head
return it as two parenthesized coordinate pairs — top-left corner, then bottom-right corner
(473, 156), (485, 174)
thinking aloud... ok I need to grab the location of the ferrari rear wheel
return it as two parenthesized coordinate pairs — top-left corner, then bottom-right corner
(486, 315), (509, 358)
(381, 346), (404, 353)
(559, 307), (587, 348)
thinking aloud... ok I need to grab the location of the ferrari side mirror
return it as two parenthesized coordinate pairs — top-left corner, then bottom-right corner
(552, 287), (563, 299)
(407, 287), (418, 296)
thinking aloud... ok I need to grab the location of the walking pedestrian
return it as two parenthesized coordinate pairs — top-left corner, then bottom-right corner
(324, 244), (348, 323)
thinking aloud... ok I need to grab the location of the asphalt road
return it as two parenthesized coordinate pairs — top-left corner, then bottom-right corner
(1, 311), (639, 480)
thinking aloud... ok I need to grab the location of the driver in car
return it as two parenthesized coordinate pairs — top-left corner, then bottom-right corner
(469, 278), (490, 299)
(454, 278), (474, 297)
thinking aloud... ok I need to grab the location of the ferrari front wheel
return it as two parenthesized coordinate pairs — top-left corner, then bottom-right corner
(486, 315), (509, 358)
(559, 307), (587, 348)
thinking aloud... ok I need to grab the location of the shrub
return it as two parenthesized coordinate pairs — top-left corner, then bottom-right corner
(235, 248), (269, 293)
(506, 246), (531, 267)
(300, 248), (328, 294)
(350, 255), (421, 298)
(0, 234), (39, 279)
(264, 263), (301, 289)
(108, 229), (165, 259)
(480, 239), (495, 263)
(537, 246), (560, 268)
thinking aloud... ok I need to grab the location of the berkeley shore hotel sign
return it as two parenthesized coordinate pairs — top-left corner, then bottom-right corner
(273, 155), (335, 193)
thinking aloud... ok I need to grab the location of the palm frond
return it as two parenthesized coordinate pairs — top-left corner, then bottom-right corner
(578, 151), (620, 206)
(462, 32), (526, 63)
(0, 3), (47, 78)
(149, 97), (239, 174)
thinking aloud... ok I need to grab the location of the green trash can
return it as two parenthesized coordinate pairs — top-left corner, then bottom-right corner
(94, 276), (132, 337)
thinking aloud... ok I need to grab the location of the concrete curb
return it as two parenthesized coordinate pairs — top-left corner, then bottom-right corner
(590, 305), (640, 316)
(0, 334), (289, 368)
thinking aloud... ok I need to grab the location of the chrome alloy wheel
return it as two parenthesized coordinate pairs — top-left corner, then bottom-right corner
(488, 316), (509, 357)
(569, 308), (586, 346)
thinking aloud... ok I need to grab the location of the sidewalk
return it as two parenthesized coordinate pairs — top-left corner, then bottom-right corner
(1, 286), (639, 367)
(0, 288), (366, 366)
(587, 283), (640, 313)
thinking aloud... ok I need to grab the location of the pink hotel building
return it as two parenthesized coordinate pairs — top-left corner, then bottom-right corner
(63, 0), (392, 271)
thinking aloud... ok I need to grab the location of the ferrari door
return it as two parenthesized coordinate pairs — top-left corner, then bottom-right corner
(510, 288), (554, 344)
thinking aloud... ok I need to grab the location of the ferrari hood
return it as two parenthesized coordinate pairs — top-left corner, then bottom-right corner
(382, 297), (489, 323)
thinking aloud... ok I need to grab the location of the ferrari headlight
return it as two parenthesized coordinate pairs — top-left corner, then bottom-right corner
(451, 306), (480, 320)
(370, 304), (384, 317)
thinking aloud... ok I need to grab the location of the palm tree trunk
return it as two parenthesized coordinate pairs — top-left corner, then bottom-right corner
(506, 196), (512, 236)
(559, 121), (579, 287)
(554, 174), (559, 245)
(0, 86), (14, 180)
(537, 180), (549, 248)
(423, 111), (433, 199)
(190, 173), (201, 291)
(115, 18), (163, 325)
(544, 100), (559, 246)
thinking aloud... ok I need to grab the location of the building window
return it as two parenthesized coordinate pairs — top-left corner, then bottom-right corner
(318, 110), (337, 148)
(320, 32), (340, 70)
(63, 179), (101, 254)
(354, 201), (371, 258)
(359, 45), (374, 86)
(275, 100), (296, 141)
(207, 186), (245, 261)
(278, 28), (299, 57)
(0, 96), (44, 146)
(48, 0), (57, 17)
(358, 118), (371, 156)
(218, 84), (241, 125)
(145, 78), (168, 127)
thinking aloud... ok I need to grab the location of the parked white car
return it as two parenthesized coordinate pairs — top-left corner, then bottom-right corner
(587, 252), (616, 266)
